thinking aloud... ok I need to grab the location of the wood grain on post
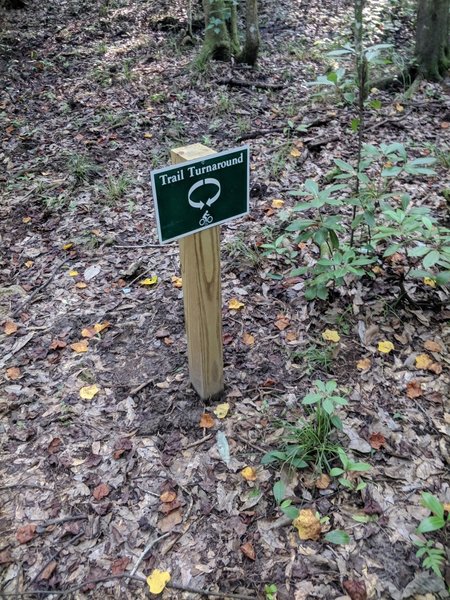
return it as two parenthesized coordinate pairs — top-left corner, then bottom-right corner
(171, 144), (224, 399)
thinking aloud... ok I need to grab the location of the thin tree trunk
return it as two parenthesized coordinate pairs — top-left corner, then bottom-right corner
(415, 0), (450, 80)
(238, 0), (260, 66)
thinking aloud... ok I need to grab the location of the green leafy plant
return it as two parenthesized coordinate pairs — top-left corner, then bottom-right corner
(262, 380), (347, 473)
(413, 492), (448, 579)
(101, 173), (132, 204)
(329, 448), (371, 491)
(290, 343), (335, 374)
(264, 583), (278, 600)
(68, 153), (102, 183)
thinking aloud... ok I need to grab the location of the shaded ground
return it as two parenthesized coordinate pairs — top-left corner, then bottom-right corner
(1, 0), (449, 598)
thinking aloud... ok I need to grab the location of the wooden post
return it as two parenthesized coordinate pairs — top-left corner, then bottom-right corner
(170, 144), (224, 399)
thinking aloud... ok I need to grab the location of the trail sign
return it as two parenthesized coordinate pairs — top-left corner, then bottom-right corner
(151, 145), (249, 244)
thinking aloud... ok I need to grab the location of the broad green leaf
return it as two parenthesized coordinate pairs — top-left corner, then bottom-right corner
(324, 530), (350, 545)
(330, 467), (344, 476)
(423, 250), (440, 269)
(273, 481), (285, 505)
(421, 493), (444, 518)
(417, 516), (446, 533)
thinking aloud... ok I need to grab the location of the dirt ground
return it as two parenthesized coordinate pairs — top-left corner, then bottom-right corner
(0, 0), (449, 598)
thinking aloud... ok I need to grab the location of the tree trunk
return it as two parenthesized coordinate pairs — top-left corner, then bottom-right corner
(415, 0), (450, 80)
(238, 0), (260, 66)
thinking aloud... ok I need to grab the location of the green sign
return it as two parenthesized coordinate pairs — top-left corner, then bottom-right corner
(151, 146), (249, 243)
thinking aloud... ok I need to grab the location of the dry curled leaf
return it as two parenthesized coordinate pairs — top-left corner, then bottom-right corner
(160, 490), (177, 503)
(6, 367), (21, 380)
(322, 329), (340, 343)
(48, 437), (62, 454)
(406, 380), (422, 399)
(369, 432), (385, 450)
(343, 579), (367, 600)
(315, 474), (331, 489)
(111, 557), (131, 576)
(16, 524), (37, 544)
(241, 466), (257, 481)
(93, 483), (110, 500)
(75, 282), (87, 289)
(3, 321), (18, 335)
(71, 340), (89, 353)
(415, 353), (433, 370)
(424, 340), (442, 353)
(242, 332), (255, 346)
(240, 542), (256, 560)
(199, 413), (215, 428)
(50, 339), (67, 349)
(293, 509), (322, 540)
(39, 561), (57, 581)
(228, 298), (245, 310)
(356, 357), (371, 371)
(275, 315), (290, 331)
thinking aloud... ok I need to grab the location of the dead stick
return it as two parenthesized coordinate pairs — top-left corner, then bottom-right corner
(184, 433), (213, 449)
(216, 77), (284, 90)
(129, 532), (172, 577)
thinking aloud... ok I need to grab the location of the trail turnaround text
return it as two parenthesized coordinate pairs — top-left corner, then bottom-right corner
(151, 145), (249, 244)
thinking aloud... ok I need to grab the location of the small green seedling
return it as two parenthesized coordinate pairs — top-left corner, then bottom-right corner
(330, 448), (371, 491)
(264, 583), (278, 600)
(414, 492), (448, 579)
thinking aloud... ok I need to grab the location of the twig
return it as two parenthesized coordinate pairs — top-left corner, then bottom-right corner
(35, 515), (87, 532)
(114, 243), (175, 249)
(234, 432), (268, 454)
(129, 532), (172, 577)
(167, 582), (257, 599)
(11, 259), (69, 318)
(216, 77), (284, 90)
(184, 433), (213, 449)
(27, 531), (84, 589)
(129, 379), (154, 396)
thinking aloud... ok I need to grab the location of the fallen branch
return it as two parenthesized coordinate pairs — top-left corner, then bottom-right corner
(216, 77), (284, 90)
(129, 532), (172, 577)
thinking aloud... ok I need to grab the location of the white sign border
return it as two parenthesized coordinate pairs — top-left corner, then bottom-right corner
(150, 145), (250, 244)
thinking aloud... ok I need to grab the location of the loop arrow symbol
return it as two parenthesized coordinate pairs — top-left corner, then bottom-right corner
(188, 178), (221, 210)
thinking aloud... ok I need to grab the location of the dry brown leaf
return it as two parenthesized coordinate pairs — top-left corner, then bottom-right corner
(315, 474), (331, 489)
(39, 561), (57, 581)
(81, 327), (96, 338)
(75, 282), (87, 289)
(158, 508), (182, 532)
(199, 413), (215, 428)
(275, 315), (290, 331)
(70, 340), (89, 353)
(356, 357), (371, 371)
(93, 483), (110, 500)
(242, 332), (255, 346)
(406, 380), (423, 399)
(424, 340), (442, 353)
(50, 339), (67, 349)
(111, 557), (131, 576)
(4, 321), (18, 335)
(369, 432), (385, 450)
(343, 579), (367, 600)
(48, 438), (62, 454)
(293, 509), (322, 540)
(428, 362), (442, 374)
(6, 367), (21, 380)
(240, 542), (256, 560)
(16, 524), (37, 544)
(93, 322), (110, 334)
(160, 490), (177, 503)
(285, 331), (298, 342)
(415, 353), (433, 369)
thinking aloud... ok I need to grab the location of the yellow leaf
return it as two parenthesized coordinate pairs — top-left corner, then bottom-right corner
(144, 133), (153, 139)
(146, 569), (171, 595)
(241, 466), (257, 481)
(140, 276), (158, 286)
(228, 298), (245, 310)
(372, 266), (382, 275)
(293, 509), (322, 540)
(71, 340), (89, 353)
(6, 367), (21, 380)
(22, 216), (31, 223)
(24, 260), (34, 268)
(415, 353), (433, 370)
(79, 384), (100, 400)
(62, 243), (73, 250)
(171, 276), (183, 288)
(322, 329), (340, 343)
(81, 327), (96, 338)
(378, 340), (394, 354)
(68, 270), (79, 277)
(395, 103), (404, 112)
(356, 357), (371, 371)
(423, 277), (436, 288)
(4, 321), (18, 335)
(242, 332), (255, 346)
(271, 198), (284, 208)
(290, 147), (301, 157)
(93, 321), (110, 334)
(213, 402), (230, 419)
(75, 282), (87, 289)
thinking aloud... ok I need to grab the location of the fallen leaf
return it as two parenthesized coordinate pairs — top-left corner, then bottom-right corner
(356, 357), (371, 370)
(369, 432), (385, 450)
(84, 264), (101, 281)
(62, 243), (73, 250)
(4, 321), (18, 335)
(322, 329), (340, 343)
(406, 380), (422, 399)
(315, 474), (331, 489)
(24, 260), (34, 268)
(271, 198), (284, 208)
(223, 333), (234, 345)
(75, 282), (87, 289)
(79, 384), (100, 400)
(16, 524), (37, 544)
(424, 340), (442, 353)
(415, 353), (433, 370)
(242, 332), (255, 346)
(293, 509), (322, 541)
(140, 276), (158, 286)
(199, 413), (215, 428)
(240, 542), (256, 560)
(285, 331), (298, 342)
(213, 402), (230, 419)
(171, 275), (183, 288)
(160, 491), (177, 503)
(146, 569), (171, 594)
(143, 132), (153, 139)
(68, 270), (79, 277)
(111, 557), (131, 576)
(378, 340), (394, 353)
(428, 361), (442, 374)
(93, 322), (110, 334)
(423, 277), (436, 288)
(228, 298), (245, 310)
(6, 367), (21, 380)
(22, 216), (31, 223)
(50, 339), (67, 349)
(290, 147), (301, 157)
(48, 438), (62, 454)
(39, 561), (57, 581)
(395, 103), (404, 112)
(93, 483), (110, 500)
(158, 508), (182, 532)
(343, 579), (367, 600)
(241, 466), (257, 481)
(71, 340), (89, 353)
(275, 315), (290, 331)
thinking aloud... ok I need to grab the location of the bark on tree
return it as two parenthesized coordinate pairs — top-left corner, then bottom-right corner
(237, 0), (260, 66)
(415, 0), (450, 80)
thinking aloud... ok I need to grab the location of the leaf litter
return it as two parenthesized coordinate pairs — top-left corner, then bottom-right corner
(0, 0), (449, 598)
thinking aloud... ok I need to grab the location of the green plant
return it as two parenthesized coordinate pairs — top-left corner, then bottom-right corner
(223, 233), (262, 268)
(329, 448), (371, 491)
(262, 380), (347, 473)
(413, 493), (448, 579)
(102, 173), (132, 203)
(68, 153), (102, 183)
(264, 583), (278, 600)
(290, 343), (335, 374)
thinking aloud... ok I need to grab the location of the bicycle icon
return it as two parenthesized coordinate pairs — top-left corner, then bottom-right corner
(199, 211), (213, 227)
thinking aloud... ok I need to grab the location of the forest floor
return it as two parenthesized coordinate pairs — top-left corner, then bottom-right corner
(0, 0), (449, 598)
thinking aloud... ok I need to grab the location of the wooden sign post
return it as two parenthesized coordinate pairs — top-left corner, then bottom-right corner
(150, 143), (249, 399)
(171, 144), (224, 399)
